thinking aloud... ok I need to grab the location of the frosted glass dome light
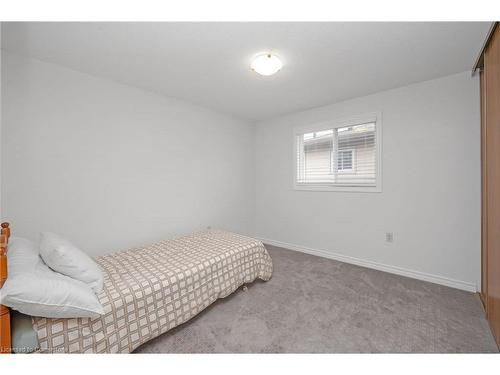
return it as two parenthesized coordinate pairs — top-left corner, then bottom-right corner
(251, 53), (283, 76)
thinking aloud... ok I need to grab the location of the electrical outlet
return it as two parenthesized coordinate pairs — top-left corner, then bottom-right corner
(385, 232), (394, 243)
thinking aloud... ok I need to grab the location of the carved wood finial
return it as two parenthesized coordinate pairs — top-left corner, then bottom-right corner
(0, 223), (10, 242)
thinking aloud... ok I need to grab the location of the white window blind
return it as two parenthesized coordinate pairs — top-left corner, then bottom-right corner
(295, 115), (381, 191)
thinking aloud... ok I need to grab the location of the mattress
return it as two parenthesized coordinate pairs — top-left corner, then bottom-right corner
(31, 230), (273, 353)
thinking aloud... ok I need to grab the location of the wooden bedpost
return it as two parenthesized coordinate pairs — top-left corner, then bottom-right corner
(0, 222), (11, 354)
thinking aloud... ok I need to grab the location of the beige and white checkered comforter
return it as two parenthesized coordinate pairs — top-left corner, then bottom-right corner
(32, 230), (273, 353)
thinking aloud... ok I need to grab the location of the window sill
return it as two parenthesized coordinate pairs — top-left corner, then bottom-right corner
(293, 183), (382, 193)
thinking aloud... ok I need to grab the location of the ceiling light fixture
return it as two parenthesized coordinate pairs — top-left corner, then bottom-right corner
(251, 53), (283, 76)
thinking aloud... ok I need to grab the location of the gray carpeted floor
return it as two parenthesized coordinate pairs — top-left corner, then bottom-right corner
(135, 245), (499, 353)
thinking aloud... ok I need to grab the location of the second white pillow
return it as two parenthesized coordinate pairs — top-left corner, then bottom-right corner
(39, 232), (104, 293)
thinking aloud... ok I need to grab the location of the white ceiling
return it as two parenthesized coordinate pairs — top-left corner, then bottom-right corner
(1, 22), (490, 121)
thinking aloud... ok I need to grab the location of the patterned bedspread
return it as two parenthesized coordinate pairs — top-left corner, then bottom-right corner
(32, 230), (273, 353)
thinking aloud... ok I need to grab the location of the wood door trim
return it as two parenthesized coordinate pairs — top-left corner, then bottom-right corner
(480, 68), (488, 314)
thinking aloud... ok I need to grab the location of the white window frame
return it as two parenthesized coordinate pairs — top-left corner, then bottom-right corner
(293, 112), (382, 193)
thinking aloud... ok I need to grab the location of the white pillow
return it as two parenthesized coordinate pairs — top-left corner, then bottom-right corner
(1, 237), (105, 318)
(39, 232), (103, 293)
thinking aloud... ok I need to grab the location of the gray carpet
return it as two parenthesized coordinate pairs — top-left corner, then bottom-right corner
(135, 245), (499, 353)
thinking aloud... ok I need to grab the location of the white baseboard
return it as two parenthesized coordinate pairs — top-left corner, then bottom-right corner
(259, 238), (477, 293)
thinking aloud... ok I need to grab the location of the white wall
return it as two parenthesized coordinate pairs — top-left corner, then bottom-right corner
(1, 50), (482, 291)
(1, 52), (255, 256)
(255, 72), (481, 291)
(0, 24), (2, 210)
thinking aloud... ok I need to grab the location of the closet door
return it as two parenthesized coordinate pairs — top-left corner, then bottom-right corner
(485, 24), (500, 346)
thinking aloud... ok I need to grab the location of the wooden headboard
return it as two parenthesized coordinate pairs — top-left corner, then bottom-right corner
(0, 222), (11, 354)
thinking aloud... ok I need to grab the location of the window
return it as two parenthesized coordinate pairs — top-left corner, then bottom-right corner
(294, 113), (382, 192)
(337, 149), (353, 171)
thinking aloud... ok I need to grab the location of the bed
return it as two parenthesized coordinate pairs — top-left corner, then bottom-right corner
(0, 223), (273, 353)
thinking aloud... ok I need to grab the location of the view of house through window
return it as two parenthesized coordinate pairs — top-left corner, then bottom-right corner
(337, 149), (353, 171)
(296, 121), (378, 189)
